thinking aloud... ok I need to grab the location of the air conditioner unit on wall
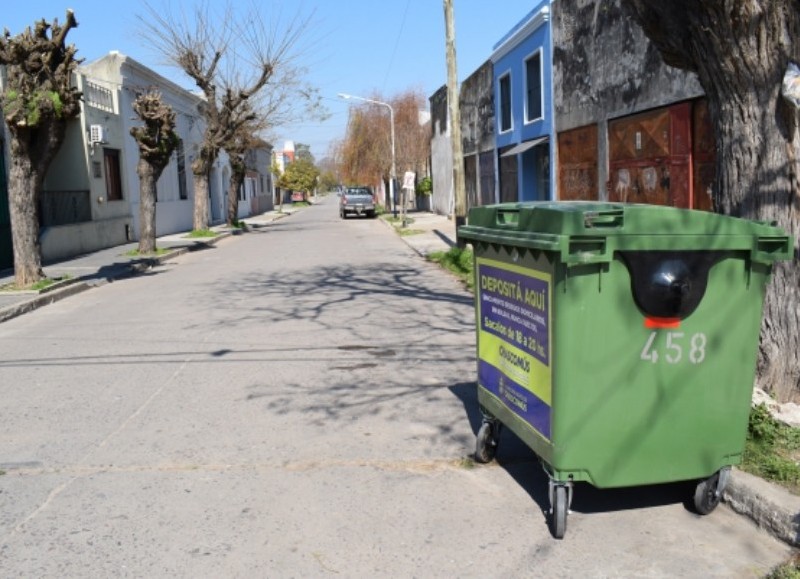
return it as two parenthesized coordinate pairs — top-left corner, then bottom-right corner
(89, 124), (105, 145)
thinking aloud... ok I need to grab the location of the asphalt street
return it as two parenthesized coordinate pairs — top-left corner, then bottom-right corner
(0, 195), (794, 577)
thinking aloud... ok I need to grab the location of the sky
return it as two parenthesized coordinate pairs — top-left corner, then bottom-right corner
(4, 1), (538, 160)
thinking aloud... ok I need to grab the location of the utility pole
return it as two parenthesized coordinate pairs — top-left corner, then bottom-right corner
(443, 0), (467, 247)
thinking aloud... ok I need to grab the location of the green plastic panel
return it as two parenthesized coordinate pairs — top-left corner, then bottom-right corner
(464, 202), (793, 489)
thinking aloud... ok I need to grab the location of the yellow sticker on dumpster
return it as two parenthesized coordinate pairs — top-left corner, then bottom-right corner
(476, 257), (552, 440)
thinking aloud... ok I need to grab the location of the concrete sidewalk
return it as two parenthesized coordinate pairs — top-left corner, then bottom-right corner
(380, 209), (459, 257)
(0, 207), (297, 324)
(1, 201), (798, 549)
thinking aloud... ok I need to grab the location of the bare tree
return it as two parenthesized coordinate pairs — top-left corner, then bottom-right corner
(139, 1), (318, 231)
(623, 0), (800, 401)
(0, 11), (82, 287)
(130, 90), (180, 253)
(223, 104), (266, 226)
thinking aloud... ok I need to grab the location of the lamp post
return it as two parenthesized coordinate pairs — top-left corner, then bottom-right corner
(338, 93), (397, 216)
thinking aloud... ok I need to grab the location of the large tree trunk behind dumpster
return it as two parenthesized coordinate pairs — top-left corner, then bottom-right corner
(624, 0), (800, 402)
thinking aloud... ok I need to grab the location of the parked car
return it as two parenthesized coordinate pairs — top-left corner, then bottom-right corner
(339, 186), (376, 219)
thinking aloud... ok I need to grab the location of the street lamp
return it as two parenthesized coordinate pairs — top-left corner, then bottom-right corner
(338, 93), (397, 216)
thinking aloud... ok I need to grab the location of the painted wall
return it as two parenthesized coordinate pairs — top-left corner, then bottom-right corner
(429, 85), (454, 216)
(492, 1), (554, 202)
(460, 60), (497, 206)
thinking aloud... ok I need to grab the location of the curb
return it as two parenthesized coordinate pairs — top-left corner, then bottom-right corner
(0, 281), (92, 324)
(725, 468), (800, 546)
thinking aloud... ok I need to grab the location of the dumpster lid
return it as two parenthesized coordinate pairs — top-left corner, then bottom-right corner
(458, 202), (793, 265)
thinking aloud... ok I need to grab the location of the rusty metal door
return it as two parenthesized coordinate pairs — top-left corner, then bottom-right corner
(557, 124), (598, 201)
(692, 99), (715, 211)
(608, 102), (693, 208)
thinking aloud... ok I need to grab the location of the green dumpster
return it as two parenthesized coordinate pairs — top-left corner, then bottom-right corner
(458, 202), (793, 538)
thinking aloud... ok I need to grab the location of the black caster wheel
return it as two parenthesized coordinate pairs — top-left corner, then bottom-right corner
(474, 420), (500, 463)
(550, 484), (568, 539)
(693, 468), (729, 515)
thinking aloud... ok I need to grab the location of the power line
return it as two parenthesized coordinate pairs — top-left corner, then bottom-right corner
(381, 0), (411, 93)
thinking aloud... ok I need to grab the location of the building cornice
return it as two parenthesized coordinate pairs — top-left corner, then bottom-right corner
(491, 5), (550, 63)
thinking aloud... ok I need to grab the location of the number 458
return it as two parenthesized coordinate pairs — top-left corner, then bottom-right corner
(640, 332), (707, 365)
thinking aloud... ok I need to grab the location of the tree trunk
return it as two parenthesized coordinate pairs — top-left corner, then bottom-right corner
(8, 151), (44, 287)
(192, 168), (211, 231)
(624, 0), (800, 402)
(712, 85), (800, 403)
(137, 160), (158, 254)
(227, 171), (244, 226)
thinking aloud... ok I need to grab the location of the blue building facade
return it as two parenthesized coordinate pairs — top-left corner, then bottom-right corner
(491, 1), (553, 202)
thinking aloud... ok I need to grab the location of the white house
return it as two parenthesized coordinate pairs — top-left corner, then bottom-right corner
(1, 51), (277, 265)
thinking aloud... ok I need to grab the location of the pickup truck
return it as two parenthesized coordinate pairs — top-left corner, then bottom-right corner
(339, 186), (376, 219)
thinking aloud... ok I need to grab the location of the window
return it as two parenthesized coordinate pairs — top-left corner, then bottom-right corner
(103, 148), (123, 201)
(525, 51), (543, 122)
(176, 140), (188, 200)
(499, 74), (512, 132)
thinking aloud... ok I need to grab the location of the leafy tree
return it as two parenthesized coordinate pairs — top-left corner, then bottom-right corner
(623, 0), (800, 401)
(0, 11), (82, 287)
(277, 158), (319, 201)
(318, 170), (339, 192)
(295, 143), (314, 163)
(130, 90), (179, 253)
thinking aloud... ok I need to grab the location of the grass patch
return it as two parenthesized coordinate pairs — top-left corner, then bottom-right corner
(382, 214), (415, 226)
(740, 403), (800, 495)
(766, 553), (800, 579)
(185, 229), (217, 238)
(427, 247), (475, 291)
(397, 228), (424, 237)
(124, 247), (170, 257)
(457, 456), (476, 469)
(0, 275), (72, 292)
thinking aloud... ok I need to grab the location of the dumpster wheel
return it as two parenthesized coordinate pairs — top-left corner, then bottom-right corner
(475, 420), (500, 463)
(692, 467), (730, 515)
(549, 483), (571, 539)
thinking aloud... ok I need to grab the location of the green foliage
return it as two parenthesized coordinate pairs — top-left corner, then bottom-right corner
(741, 403), (800, 494)
(0, 275), (72, 292)
(318, 170), (339, 192)
(277, 158), (320, 194)
(767, 553), (800, 579)
(416, 176), (433, 196)
(427, 247), (475, 291)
